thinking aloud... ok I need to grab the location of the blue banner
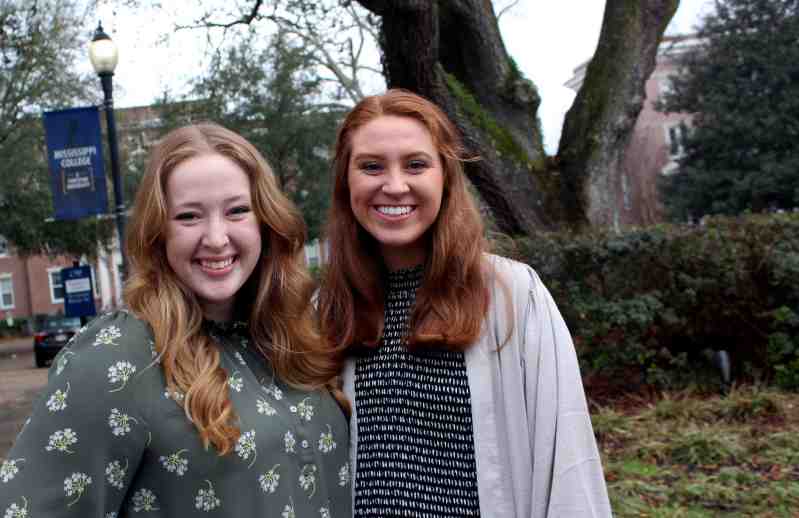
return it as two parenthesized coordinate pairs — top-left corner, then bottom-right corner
(43, 106), (108, 221)
(62, 265), (97, 318)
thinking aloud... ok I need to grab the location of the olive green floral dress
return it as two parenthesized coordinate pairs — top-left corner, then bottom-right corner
(0, 310), (351, 518)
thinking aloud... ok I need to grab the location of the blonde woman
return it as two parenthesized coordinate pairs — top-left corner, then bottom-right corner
(0, 124), (351, 517)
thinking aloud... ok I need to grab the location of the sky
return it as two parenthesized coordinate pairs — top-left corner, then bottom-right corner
(92, 0), (716, 154)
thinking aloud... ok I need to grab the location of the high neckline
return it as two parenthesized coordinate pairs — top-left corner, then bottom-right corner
(385, 263), (424, 290)
(203, 318), (248, 336)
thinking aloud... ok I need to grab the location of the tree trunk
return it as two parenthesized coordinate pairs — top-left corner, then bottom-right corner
(557, 0), (680, 229)
(356, 0), (678, 235)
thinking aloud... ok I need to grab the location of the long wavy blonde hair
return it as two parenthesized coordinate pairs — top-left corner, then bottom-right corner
(125, 123), (340, 454)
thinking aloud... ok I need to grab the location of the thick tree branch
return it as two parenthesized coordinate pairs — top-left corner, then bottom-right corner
(557, 0), (679, 229)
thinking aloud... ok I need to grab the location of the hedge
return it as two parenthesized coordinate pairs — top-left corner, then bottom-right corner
(498, 213), (799, 392)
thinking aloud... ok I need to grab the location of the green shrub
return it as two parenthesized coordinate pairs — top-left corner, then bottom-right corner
(498, 213), (799, 392)
(0, 317), (30, 338)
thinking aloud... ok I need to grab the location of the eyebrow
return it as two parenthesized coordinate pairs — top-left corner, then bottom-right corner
(351, 151), (435, 161)
(170, 194), (250, 209)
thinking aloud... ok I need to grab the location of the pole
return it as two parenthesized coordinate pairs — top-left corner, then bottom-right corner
(99, 71), (126, 279)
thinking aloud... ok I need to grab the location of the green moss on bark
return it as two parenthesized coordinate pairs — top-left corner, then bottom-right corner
(444, 72), (545, 170)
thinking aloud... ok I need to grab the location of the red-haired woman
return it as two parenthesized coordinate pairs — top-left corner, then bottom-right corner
(319, 89), (611, 517)
(0, 124), (350, 517)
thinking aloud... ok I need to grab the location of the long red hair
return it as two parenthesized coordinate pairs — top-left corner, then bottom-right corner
(125, 123), (344, 453)
(319, 89), (489, 353)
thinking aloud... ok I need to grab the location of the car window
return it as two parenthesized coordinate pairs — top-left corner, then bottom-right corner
(42, 317), (82, 330)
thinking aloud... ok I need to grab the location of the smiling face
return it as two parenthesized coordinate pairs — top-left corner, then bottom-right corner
(165, 153), (262, 322)
(347, 115), (445, 271)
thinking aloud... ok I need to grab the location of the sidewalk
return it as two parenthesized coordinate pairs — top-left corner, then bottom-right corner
(0, 336), (32, 354)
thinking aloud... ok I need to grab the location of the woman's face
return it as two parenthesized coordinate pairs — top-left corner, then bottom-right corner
(164, 153), (262, 322)
(346, 115), (444, 271)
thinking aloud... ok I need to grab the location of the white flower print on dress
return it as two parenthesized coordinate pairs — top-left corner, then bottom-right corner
(45, 428), (78, 453)
(147, 340), (158, 360)
(64, 472), (92, 506)
(235, 430), (257, 468)
(256, 397), (276, 416)
(284, 430), (296, 453)
(281, 498), (295, 518)
(131, 488), (159, 512)
(46, 383), (70, 412)
(55, 350), (75, 376)
(159, 449), (189, 476)
(319, 505), (332, 518)
(194, 480), (221, 512)
(106, 513), (118, 518)
(105, 459), (128, 489)
(0, 458), (24, 483)
(108, 408), (138, 436)
(258, 464), (281, 493)
(227, 370), (243, 392)
(338, 463), (350, 487)
(318, 425), (336, 453)
(290, 397), (314, 421)
(263, 383), (283, 400)
(93, 325), (122, 347)
(108, 361), (137, 392)
(3, 496), (28, 518)
(233, 351), (246, 366)
(299, 464), (317, 497)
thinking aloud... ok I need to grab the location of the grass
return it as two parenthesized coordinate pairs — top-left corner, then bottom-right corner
(596, 385), (799, 517)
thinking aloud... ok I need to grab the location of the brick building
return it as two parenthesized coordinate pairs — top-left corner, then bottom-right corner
(0, 235), (111, 324)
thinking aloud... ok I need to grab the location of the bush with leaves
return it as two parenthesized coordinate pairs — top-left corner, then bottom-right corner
(499, 213), (799, 392)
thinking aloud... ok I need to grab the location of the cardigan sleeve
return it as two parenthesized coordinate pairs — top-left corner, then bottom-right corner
(0, 311), (152, 518)
(521, 266), (612, 517)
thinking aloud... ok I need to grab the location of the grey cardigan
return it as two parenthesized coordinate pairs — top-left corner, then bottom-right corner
(343, 255), (612, 517)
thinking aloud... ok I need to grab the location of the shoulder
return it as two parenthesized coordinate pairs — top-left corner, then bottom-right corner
(483, 253), (542, 297)
(482, 253), (564, 331)
(50, 309), (158, 385)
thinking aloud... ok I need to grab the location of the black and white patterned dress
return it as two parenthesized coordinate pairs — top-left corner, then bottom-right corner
(354, 266), (480, 517)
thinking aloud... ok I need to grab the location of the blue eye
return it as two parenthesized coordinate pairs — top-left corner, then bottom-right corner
(229, 205), (251, 216)
(175, 212), (198, 221)
(407, 159), (428, 171)
(359, 161), (382, 173)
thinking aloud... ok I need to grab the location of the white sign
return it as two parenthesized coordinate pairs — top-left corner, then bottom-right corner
(65, 277), (92, 294)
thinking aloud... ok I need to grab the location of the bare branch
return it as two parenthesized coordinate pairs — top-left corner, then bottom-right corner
(495, 0), (521, 22)
(176, 0), (264, 30)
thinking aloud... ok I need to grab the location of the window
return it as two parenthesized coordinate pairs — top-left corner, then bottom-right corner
(48, 268), (65, 304)
(0, 236), (8, 257)
(91, 267), (100, 297)
(666, 122), (689, 159)
(0, 274), (14, 309)
(662, 121), (691, 175)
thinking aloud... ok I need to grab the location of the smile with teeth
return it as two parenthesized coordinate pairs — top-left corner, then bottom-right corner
(376, 205), (414, 216)
(198, 257), (235, 270)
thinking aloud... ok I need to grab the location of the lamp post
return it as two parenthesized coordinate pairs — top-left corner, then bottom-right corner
(89, 22), (126, 278)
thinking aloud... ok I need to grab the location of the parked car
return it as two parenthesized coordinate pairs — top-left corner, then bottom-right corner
(33, 316), (82, 368)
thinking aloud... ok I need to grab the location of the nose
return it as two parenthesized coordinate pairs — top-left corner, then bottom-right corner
(381, 170), (410, 196)
(202, 216), (230, 249)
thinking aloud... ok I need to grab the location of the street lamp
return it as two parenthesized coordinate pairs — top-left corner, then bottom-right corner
(89, 22), (126, 278)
